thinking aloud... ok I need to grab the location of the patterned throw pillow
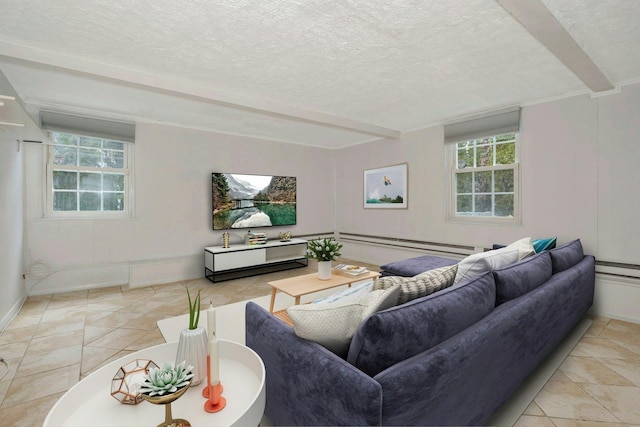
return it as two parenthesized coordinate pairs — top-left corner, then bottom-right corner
(286, 285), (401, 355)
(373, 264), (458, 305)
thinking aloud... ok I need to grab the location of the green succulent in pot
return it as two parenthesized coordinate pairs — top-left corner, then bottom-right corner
(306, 238), (343, 262)
(140, 361), (194, 397)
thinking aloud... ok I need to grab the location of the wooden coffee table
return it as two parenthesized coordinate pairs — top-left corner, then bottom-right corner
(268, 270), (381, 314)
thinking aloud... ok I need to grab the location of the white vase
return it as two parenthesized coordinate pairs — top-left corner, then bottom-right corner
(175, 326), (208, 386)
(317, 260), (332, 280)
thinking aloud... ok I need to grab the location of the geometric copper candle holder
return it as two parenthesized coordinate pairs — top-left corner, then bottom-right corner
(111, 359), (159, 405)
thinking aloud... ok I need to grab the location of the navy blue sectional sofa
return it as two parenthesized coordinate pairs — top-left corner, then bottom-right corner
(246, 239), (595, 426)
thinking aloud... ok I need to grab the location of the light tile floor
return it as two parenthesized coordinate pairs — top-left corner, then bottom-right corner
(1, 260), (639, 427)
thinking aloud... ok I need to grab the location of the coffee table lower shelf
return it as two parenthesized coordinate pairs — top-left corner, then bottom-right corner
(272, 309), (293, 327)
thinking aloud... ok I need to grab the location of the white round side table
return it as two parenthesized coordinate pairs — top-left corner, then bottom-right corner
(43, 340), (265, 427)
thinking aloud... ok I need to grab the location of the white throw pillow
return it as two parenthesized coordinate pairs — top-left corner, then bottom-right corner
(454, 246), (520, 284)
(286, 285), (401, 355)
(359, 285), (403, 318)
(507, 237), (535, 260)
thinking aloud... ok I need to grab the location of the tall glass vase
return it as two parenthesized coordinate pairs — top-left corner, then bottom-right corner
(175, 327), (207, 386)
(317, 261), (332, 280)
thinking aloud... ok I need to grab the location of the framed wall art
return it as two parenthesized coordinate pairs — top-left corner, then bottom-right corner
(363, 163), (408, 209)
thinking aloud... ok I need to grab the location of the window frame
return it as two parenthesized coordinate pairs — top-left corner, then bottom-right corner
(447, 132), (521, 224)
(44, 131), (134, 219)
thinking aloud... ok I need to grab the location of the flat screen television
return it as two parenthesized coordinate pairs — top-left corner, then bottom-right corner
(212, 173), (297, 230)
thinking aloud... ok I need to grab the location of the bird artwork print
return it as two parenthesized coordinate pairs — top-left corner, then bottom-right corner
(384, 176), (392, 186)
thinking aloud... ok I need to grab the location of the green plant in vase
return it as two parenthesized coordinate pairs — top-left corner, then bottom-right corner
(306, 238), (343, 261)
(186, 286), (201, 330)
(307, 238), (343, 280)
(175, 286), (208, 386)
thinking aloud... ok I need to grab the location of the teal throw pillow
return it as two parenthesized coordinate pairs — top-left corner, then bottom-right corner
(532, 237), (557, 253)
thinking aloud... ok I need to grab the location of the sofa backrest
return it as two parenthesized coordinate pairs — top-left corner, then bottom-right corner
(347, 271), (496, 377)
(549, 239), (584, 273)
(493, 251), (552, 305)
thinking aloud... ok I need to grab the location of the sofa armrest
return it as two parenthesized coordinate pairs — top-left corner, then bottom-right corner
(245, 302), (382, 426)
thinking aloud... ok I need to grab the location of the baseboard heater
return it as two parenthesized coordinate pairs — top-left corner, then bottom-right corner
(337, 232), (475, 257)
(339, 233), (640, 282)
(595, 260), (640, 280)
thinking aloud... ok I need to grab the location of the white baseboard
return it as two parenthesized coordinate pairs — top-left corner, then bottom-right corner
(27, 263), (129, 295)
(128, 254), (202, 288)
(591, 275), (640, 324)
(0, 296), (26, 333)
(27, 254), (203, 295)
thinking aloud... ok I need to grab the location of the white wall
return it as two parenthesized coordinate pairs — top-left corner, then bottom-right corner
(24, 123), (335, 294)
(16, 80), (640, 322)
(336, 93), (601, 255)
(596, 84), (640, 264)
(0, 72), (27, 330)
(591, 84), (640, 323)
(336, 82), (640, 322)
(0, 128), (26, 330)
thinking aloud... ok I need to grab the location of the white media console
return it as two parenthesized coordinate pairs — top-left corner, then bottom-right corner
(204, 238), (308, 283)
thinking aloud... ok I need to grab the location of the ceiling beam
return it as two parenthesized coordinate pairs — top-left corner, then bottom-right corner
(496, 0), (615, 92)
(0, 41), (401, 139)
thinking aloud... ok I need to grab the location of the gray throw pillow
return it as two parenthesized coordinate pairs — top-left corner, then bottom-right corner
(373, 264), (458, 304)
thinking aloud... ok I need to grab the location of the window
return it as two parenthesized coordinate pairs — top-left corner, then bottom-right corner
(46, 131), (132, 216)
(450, 132), (519, 221)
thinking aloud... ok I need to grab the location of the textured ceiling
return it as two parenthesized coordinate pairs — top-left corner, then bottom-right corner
(1, 0), (639, 148)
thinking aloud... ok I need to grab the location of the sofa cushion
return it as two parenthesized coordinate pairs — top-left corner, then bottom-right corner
(549, 239), (584, 273)
(380, 255), (458, 277)
(347, 271), (496, 377)
(372, 264), (458, 305)
(494, 251), (552, 305)
(509, 237), (536, 260)
(286, 285), (401, 356)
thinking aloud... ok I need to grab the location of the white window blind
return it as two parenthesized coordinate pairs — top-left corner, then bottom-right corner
(444, 107), (520, 144)
(40, 110), (136, 143)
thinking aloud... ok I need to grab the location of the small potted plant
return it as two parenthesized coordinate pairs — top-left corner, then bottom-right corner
(140, 361), (194, 426)
(141, 361), (194, 397)
(175, 287), (208, 386)
(306, 238), (343, 280)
